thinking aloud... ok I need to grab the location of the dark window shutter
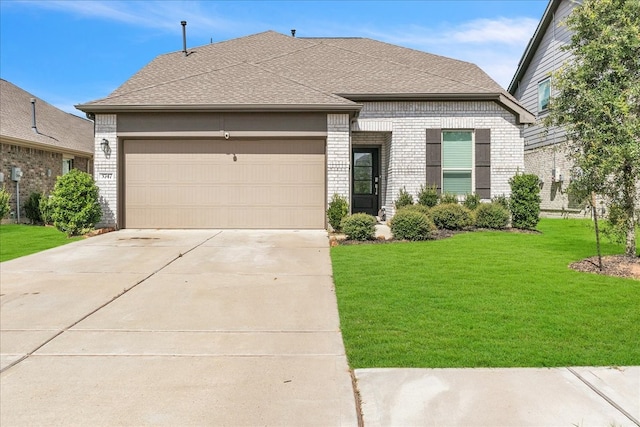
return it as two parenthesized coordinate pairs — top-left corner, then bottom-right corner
(426, 128), (442, 192)
(475, 129), (491, 199)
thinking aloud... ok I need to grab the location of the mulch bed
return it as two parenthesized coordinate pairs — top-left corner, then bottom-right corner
(570, 255), (640, 280)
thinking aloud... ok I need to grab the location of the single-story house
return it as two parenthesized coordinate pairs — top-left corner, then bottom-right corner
(508, 0), (585, 214)
(1, 79), (94, 222)
(77, 30), (534, 230)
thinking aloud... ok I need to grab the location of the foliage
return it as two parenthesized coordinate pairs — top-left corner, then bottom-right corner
(0, 187), (10, 219)
(475, 202), (510, 229)
(509, 173), (541, 230)
(331, 219), (640, 368)
(546, 0), (640, 256)
(341, 213), (377, 241)
(327, 193), (349, 232)
(397, 204), (431, 216)
(462, 193), (481, 210)
(492, 194), (510, 211)
(50, 169), (102, 236)
(0, 224), (83, 262)
(24, 192), (43, 224)
(439, 192), (459, 205)
(394, 187), (414, 210)
(430, 203), (473, 230)
(39, 195), (54, 226)
(390, 209), (435, 241)
(417, 184), (439, 208)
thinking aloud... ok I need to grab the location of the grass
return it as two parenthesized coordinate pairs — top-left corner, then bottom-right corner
(331, 218), (640, 368)
(0, 224), (83, 262)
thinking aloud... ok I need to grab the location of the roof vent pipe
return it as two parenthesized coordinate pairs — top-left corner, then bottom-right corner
(181, 21), (187, 56)
(30, 98), (38, 133)
(291, 29), (296, 37)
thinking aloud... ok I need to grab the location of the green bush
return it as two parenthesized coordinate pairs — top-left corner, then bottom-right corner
(394, 187), (414, 210)
(341, 213), (377, 241)
(39, 195), (54, 225)
(431, 203), (473, 230)
(492, 194), (510, 211)
(24, 192), (43, 224)
(398, 204), (431, 216)
(417, 184), (439, 208)
(390, 209), (435, 241)
(439, 192), (459, 205)
(462, 193), (481, 210)
(327, 193), (349, 232)
(50, 169), (102, 236)
(0, 187), (11, 219)
(509, 173), (541, 230)
(475, 202), (510, 229)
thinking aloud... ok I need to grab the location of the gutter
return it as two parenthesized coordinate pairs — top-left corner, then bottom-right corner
(75, 103), (362, 114)
(0, 135), (94, 158)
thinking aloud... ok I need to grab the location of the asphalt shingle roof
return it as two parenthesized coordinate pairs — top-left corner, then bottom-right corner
(78, 30), (525, 114)
(1, 79), (93, 155)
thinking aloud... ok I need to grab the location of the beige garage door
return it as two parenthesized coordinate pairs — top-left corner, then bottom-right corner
(123, 139), (325, 229)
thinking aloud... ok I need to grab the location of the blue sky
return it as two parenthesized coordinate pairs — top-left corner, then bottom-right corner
(0, 0), (548, 117)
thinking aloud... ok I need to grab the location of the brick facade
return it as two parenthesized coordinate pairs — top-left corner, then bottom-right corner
(326, 113), (351, 207)
(1, 142), (91, 222)
(93, 114), (118, 228)
(354, 101), (524, 217)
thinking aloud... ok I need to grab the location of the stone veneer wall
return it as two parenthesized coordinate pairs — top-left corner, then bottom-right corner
(1, 142), (91, 222)
(355, 101), (525, 217)
(93, 114), (117, 227)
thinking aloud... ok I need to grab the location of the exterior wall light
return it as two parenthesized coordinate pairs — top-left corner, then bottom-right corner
(101, 139), (112, 157)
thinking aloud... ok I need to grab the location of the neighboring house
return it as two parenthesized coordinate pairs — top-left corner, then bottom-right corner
(77, 30), (534, 230)
(508, 0), (585, 215)
(0, 79), (94, 222)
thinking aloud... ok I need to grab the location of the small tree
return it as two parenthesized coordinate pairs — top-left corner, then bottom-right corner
(546, 0), (639, 256)
(24, 192), (43, 224)
(50, 169), (102, 236)
(509, 173), (541, 230)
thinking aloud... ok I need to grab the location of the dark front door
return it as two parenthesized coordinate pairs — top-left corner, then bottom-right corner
(352, 148), (380, 216)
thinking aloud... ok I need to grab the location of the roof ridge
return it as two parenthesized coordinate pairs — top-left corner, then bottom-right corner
(319, 38), (503, 94)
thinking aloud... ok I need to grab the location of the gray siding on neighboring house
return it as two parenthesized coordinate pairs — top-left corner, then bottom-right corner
(513, 0), (575, 150)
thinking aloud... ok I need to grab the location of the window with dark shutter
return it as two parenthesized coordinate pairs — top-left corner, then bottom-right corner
(475, 129), (491, 199)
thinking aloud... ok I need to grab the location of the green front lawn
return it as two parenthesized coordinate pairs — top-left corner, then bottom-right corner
(331, 219), (640, 368)
(0, 224), (83, 262)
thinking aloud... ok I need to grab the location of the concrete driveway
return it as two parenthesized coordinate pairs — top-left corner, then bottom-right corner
(0, 229), (358, 426)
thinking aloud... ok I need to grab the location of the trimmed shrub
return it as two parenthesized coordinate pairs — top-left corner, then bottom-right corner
(390, 209), (435, 241)
(24, 192), (43, 224)
(431, 203), (473, 230)
(398, 204), (431, 216)
(492, 194), (510, 211)
(327, 193), (349, 232)
(341, 213), (376, 241)
(0, 187), (11, 219)
(439, 192), (459, 205)
(50, 169), (102, 236)
(394, 187), (414, 210)
(462, 193), (481, 211)
(509, 173), (541, 230)
(39, 195), (54, 225)
(417, 184), (439, 208)
(475, 202), (510, 229)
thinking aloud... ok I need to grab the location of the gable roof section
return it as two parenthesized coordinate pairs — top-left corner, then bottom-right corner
(1, 79), (93, 155)
(78, 30), (534, 123)
(508, 0), (564, 94)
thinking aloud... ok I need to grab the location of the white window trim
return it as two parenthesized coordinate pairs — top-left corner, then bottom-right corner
(538, 77), (551, 115)
(441, 130), (475, 197)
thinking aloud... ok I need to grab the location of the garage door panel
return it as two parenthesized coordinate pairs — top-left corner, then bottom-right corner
(124, 139), (325, 229)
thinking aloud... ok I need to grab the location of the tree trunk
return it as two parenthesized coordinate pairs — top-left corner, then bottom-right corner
(592, 192), (603, 271)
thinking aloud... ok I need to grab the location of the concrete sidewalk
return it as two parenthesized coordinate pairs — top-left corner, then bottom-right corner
(0, 230), (357, 426)
(356, 366), (640, 426)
